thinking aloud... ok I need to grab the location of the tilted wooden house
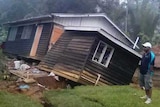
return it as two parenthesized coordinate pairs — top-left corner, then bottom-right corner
(4, 13), (141, 85)
(4, 15), (64, 60)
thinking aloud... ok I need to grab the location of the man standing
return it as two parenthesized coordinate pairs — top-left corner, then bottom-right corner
(139, 42), (155, 104)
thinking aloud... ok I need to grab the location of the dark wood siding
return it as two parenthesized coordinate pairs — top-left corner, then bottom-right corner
(41, 31), (95, 71)
(84, 34), (140, 85)
(36, 23), (53, 57)
(41, 32), (72, 67)
(40, 31), (140, 85)
(4, 25), (37, 56)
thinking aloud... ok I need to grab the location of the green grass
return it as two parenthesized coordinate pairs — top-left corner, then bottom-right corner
(0, 91), (43, 107)
(44, 85), (160, 107)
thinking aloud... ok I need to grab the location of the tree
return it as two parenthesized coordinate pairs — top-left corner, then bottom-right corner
(0, 26), (7, 43)
(44, 0), (98, 13)
(1, 0), (160, 46)
(97, 0), (126, 29)
(127, 0), (160, 44)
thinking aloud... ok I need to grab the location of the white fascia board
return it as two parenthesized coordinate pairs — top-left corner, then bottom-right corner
(64, 26), (101, 31)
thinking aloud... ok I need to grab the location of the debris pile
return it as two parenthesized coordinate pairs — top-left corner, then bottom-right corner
(0, 58), (71, 102)
(7, 59), (48, 83)
(2, 58), (68, 91)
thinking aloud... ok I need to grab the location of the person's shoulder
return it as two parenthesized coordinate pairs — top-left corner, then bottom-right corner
(150, 51), (155, 55)
(150, 51), (155, 58)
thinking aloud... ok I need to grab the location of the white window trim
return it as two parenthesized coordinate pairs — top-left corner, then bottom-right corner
(92, 41), (114, 68)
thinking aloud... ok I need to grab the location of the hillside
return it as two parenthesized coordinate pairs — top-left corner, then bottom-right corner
(44, 85), (160, 107)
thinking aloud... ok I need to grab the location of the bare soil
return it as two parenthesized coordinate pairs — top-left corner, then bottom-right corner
(0, 80), (44, 102)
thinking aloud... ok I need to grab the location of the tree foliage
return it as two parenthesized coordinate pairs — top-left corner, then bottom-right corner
(0, 0), (160, 45)
(127, 0), (160, 44)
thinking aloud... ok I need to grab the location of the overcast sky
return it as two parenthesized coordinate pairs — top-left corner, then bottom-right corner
(119, 0), (126, 4)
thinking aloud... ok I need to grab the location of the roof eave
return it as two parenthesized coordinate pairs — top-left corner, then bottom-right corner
(3, 15), (53, 26)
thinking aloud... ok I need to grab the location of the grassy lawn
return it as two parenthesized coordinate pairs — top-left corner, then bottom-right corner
(0, 91), (43, 107)
(44, 85), (160, 107)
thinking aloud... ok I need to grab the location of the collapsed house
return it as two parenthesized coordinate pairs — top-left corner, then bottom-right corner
(3, 13), (141, 85)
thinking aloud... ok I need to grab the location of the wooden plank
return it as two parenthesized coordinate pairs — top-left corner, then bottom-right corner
(78, 76), (107, 86)
(67, 42), (93, 48)
(36, 23), (53, 56)
(39, 64), (80, 83)
(30, 25), (43, 56)
(80, 71), (111, 85)
(84, 62), (123, 85)
(38, 64), (53, 72)
(9, 69), (48, 81)
(51, 69), (80, 82)
(38, 63), (110, 85)
(52, 69), (80, 79)
(10, 70), (27, 79)
(54, 64), (81, 75)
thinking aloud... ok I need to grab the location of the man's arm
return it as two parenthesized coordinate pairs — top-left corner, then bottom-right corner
(150, 52), (155, 74)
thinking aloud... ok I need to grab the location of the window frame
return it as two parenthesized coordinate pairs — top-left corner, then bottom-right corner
(8, 27), (18, 41)
(92, 40), (114, 68)
(15, 26), (24, 40)
(21, 25), (33, 39)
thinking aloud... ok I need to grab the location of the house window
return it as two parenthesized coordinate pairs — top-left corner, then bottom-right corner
(92, 41), (114, 67)
(8, 27), (18, 41)
(16, 26), (24, 39)
(21, 25), (33, 39)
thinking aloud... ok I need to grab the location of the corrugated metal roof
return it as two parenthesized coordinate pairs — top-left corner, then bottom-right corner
(4, 13), (137, 48)
(4, 13), (137, 47)
(52, 13), (138, 49)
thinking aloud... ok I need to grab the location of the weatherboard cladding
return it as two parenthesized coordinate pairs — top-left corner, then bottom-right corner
(41, 32), (72, 67)
(36, 23), (53, 57)
(84, 34), (140, 85)
(41, 31), (139, 85)
(41, 31), (95, 72)
(4, 25), (37, 56)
